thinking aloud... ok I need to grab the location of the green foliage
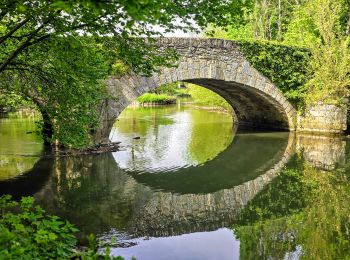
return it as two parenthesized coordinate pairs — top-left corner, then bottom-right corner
(154, 82), (181, 96)
(303, 0), (350, 105)
(208, 0), (350, 107)
(152, 82), (233, 112)
(0, 195), (78, 259)
(0, 92), (35, 111)
(0, 195), (124, 259)
(137, 93), (175, 104)
(0, 0), (233, 74)
(238, 41), (311, 107)
(283, 3), (321, 48)
(112, 61), (130, 78)
(11, 36), (116, 148)
(233, 161), (350, 259)
(235, 167), (314, 225)
(0, 0), (235, 148)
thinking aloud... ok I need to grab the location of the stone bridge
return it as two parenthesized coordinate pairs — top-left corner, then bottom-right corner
(95, 38), (298, 142)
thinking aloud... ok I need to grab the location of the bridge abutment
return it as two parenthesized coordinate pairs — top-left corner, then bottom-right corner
(297, 103), (347, 134)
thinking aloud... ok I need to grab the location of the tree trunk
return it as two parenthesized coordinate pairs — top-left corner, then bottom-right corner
(277, 0), (282, 41)
(41, 110), (54, 145)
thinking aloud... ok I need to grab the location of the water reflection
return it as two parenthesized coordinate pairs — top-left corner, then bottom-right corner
(26, 130), (292, 241)
(233, 156), (350, 259)
(1, 107), (350, 259)
(296, 134), (346, 170)
(0, 112), (43, 180)
(108, 228), (240, 260)
(110, 105), (234, 173)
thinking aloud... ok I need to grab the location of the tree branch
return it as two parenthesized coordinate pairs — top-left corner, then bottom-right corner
(0, 22), (48, 73)
(0, 18), (30, 45)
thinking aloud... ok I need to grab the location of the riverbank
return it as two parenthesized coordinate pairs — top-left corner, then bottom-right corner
(137, 93), (176, 105)
(45, 142), (121, 158)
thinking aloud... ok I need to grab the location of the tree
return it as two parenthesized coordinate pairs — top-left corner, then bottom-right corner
(0, 0), (235, 148)
(304, 0), (350, 105)
(0, 0), (233, 74)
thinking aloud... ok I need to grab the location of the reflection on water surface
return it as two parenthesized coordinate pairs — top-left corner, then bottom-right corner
(110, 105), (234, 173)
(0, 112), (43, 180)
(1, 105), (350, 259)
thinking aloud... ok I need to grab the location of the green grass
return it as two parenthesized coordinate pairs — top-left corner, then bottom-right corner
(137, 93), (176, 104)
(186, 84), (233, 112)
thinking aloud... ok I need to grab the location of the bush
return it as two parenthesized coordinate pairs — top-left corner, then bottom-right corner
(0, 195), (78, 259)
(0, 195), (123, 259)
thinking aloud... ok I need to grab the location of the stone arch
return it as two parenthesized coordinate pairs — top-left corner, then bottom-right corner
(95, 38), (297, 143)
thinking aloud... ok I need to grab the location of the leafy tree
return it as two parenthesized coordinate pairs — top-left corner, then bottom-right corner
(0, 91), (34, 111)
(303, 0), (350, 105)
(0, 0), (235, 148)
(0, 0), (233, 73)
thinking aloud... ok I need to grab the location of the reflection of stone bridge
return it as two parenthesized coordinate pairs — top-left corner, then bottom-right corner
(2, 133), (348, 238)
(35, 133), (295, 238)
(129, 133), (295, 237)
(95, 38), (298, 142)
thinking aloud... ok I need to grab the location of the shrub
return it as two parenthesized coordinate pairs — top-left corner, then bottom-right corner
(0, 195), (123, 259)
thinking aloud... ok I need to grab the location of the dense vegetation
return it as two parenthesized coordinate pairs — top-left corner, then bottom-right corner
(137, 93), (176, 105)
(0, 0), (234, 148)
(238, 41), (310, 107)
(1, 0), (350, 148)
(140, 82), (233, 112)
(0, 195), (123, 259)
(210, 0), (350, 107)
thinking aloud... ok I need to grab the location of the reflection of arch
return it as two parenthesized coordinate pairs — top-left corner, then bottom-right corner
(0, 135), (296, 239)
(96, 38), (297, 142)
(125, 132), (294, 194)
(129, 133), (295, 237)
(22, 134), (295, 239)
(0, 157), (53, 199)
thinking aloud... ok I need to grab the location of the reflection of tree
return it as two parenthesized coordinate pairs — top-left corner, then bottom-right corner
(188, 109), (233, 164)
(114, 106), (175, 137)
(0, 156), (40, 180)
(234, 157), (350, 259)
(34, 154), (153, 242)
(0, 115), (43, 180)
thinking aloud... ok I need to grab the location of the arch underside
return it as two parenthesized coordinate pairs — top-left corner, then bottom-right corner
(184, 78), (290, 130)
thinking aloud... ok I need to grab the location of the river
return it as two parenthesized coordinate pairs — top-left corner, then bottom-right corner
(1, 103), (350, 259)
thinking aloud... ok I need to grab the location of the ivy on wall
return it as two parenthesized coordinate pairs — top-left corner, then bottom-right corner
(238, 41), (311, 108)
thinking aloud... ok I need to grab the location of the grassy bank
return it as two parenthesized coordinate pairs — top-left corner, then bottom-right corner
(185, 83), (233, 112)
(137, 93), (176, 105)
(137, 82), (233, 113)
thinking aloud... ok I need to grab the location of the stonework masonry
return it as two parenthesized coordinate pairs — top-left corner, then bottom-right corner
(297, 103), (347, 134)
(94, 38), (347, 142)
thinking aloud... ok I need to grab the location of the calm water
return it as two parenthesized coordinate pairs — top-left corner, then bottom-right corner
(1, 105), (350, 259)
